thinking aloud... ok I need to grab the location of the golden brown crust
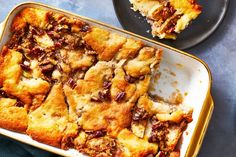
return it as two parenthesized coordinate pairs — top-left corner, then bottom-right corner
(131, 120), (147, 138)
(12, 7), (50, 31)
(0, 98), (28, 132)
(74, 61), (114, 98)
(11, 14), (27, 32)
(62, 49), (95, 70)
(116, 38), (143, 60)
(83, 27), (109, 57)
(0, 47), (31, 104)
(61, 123), (79, 149)
(0, 47), (7, 87)
(156, 110), (189, 123)
(130, 75), (151, 102)
(100, 33), (126, 61)
(0, 46), (22, 84)
(80, 101), (134, 137)
(124, 47), (162, 78)
(84, 27), (127, 61)
(27, 129), (62, 147)
(0, 47), (50, 105)
(110, 64), (136, 102)
(74, 134), (117, 157)
(136, 94), (155, 115)
(169, 151), (180, 157)
(27, 84), (74, 147)
(117, 129), (158, 157)
(64, 84), (135, 137)
(63, 85), (81, 123)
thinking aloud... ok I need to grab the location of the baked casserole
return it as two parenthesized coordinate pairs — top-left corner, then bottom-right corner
(0, 7), (193, 157)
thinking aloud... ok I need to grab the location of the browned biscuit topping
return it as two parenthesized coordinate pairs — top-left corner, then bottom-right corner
(0, 7), (193, 157)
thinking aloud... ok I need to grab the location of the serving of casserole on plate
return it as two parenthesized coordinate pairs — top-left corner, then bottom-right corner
(0, 2), (213, 157)
(113, 0), (229, 49)
(129, 0), (202, 39)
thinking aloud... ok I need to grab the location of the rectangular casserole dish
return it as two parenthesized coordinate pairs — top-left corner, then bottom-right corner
(0, 2), (213, 157)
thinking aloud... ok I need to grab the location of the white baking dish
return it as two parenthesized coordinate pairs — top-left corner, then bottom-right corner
(0, 2), (213, 157)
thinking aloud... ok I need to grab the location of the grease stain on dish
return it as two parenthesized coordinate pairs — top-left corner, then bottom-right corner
(175, 63), (184, 68)
(171, 81), (178, 88)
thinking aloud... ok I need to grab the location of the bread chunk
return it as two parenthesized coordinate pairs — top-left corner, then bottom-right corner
(12, 7), (50, 31)
(27, 84), (77, 147)
(0, 98), (28, 132)
(117, 129), (158, 157)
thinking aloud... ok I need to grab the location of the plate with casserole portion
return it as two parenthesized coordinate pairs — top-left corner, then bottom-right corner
(0, 2), (213, 157)
(113, 0), (229, 49)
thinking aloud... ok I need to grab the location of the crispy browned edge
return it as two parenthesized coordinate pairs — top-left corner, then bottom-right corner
(11, 7), (50, 32)
(0, 47), (28, 132)
(27, 129), (62, 147)
(0, 112), (28, 132)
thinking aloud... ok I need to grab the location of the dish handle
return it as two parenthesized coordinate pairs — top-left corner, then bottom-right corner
(186, 94), (214, 157)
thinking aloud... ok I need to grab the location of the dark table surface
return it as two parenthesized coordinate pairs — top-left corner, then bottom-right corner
(0, 0), (235, 157)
